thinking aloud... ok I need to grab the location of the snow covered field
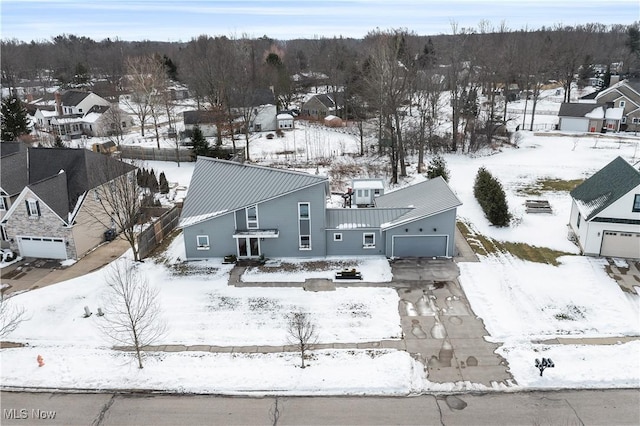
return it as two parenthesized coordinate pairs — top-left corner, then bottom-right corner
(2, 130), (640, 393)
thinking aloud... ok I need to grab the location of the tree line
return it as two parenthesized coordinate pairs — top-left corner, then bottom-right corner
(2, 23), (639, 182)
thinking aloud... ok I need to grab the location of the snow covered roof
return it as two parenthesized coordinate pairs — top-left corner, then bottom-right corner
(584, 106), (605, 119)
(570, 156), (640, 220)
(277, 113), (293, 120)
(82, 112), (102, 123)
(605, 107), (623, 120)
(352, 178), (385, 190)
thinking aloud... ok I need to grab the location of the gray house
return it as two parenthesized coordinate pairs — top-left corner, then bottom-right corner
(180, 158), (461, 259)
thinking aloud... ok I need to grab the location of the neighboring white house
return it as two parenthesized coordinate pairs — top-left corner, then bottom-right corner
(277, 113), (294, 130)
(249, 104), (277, 132)
(352, 178), (385, 206)
(568, 156), (640, 259)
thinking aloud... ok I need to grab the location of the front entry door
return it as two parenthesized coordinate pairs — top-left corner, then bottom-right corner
(237, 237), (260, 258)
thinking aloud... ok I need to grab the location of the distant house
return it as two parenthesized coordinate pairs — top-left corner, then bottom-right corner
(557, 103), (623, 133)
(301, 93), (343, 119)
(33, 90), (128, 138)
(183, 110), (224, 137)
(0, 143), (136, 259)
(568, 156), (640, 259)
(230, 88), (277, 132)
(352, 179), (385, 206)
(594, 78), (640, 131)
(179, 158), (461, 260)
(277, 113), (294, 130)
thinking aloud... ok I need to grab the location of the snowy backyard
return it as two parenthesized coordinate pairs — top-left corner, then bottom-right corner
(2, 128), (640, 394)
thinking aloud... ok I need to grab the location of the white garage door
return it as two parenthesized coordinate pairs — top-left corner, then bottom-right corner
(392, 235), (448, 258)
(560, 117), (589, 132)
(600, 231), (640, 259)
(17, 236), (67, 259)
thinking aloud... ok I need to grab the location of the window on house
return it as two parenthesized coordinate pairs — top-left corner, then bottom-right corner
(0, 196), (6, 211)
(122, 121), (126, 128)
(26, 199), (40, 217)
(621, 116), (627, 124)
(246, 205), (258, 229)
(374, 189), (381, 196)
(620, 100), (626, 108)
(364, 189), (369, 197)
(298, 203), (310, 220)
(334, 233), (343, 242)
(0, 224), (7, 241)
(633, 117), (640, 124)
(577, 212), (581, 228)
(196, 235), (210, 250)
(633, 194), (640, 212)
(363, 232), (375, 248)
(78, 108), (83, 113)
(299, 202), (311, 250)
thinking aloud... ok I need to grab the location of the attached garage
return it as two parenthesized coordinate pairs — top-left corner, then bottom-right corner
(600, 231), (640, 258)
(392, 235), (449, 258)
(559, 117), (589, 132)
(17, 236), (67, 259)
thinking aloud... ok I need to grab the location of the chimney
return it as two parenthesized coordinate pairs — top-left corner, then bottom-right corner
(55, 91), (62, 116)
(609, 75), (620, 87)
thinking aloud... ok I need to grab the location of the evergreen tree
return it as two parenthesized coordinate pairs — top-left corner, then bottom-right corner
(136, 169), (144, 186)
(149, 170), (159, 194)
(190, 125), (209, 159)
(159, 172), (169, 194)
(53, 134), (65, 148)
(426, 155), (450, 182)
(473, 167), (510, 227)
(1, 96), (31, 141)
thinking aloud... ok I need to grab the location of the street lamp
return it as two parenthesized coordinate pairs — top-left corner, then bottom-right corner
(535, 357), (555, 377)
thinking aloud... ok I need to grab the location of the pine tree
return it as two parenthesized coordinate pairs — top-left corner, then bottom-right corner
(53, 134), (65, 148)
(190, 125), (209, 159)
(473, 167), (510, 227)
(159, 172), (169, 194)
(426, 155), (450, 182)
(1, 96), (31, 141)
(149, 170), (159, 193)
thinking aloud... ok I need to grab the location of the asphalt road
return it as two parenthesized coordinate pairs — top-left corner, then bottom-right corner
(1, 389), (639, 425)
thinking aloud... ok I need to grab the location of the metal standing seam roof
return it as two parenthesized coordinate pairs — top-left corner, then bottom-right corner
(180, 158), (329, 227)
(374, 176), (462, 229)
(570, 156), (640, 220)
(326, 207), (411, 229)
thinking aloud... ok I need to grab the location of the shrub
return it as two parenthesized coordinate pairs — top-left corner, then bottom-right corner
(159, 172), (169, 194)
(473, 167), (510, 227)
(426, 155), (450, 182)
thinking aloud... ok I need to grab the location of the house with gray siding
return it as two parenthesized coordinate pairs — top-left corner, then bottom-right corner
(180, 158), (462, 260)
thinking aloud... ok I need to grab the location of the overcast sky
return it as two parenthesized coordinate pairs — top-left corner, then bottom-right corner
(1, 0), (638, 42)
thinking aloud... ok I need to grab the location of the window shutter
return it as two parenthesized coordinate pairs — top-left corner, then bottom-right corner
(25, 200), (29, 214)
(36, 201), (41, 216)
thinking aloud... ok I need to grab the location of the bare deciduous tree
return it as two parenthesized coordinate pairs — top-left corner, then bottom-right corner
(90, 159), (143, 261)
(286, 311), (318, 369)
(99, 259), (166, 369)
(0, 294), (27, 338)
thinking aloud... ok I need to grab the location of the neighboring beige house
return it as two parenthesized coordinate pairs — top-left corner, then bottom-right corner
(594, 78), (640, 131)
(301, 93), (343, 119)
(0, 143), (135, 259)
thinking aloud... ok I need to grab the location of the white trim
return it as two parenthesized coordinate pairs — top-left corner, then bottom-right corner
(363, 232), (376, 248)
(333, 232), (343, 242)
(196, 235), (210, 250)
(299, 235), (311, 250)
(27, 199), (39, 217)
(298, 202), (310, 220)
(246, 205), (258, 229)
(391, 234), (450, 257)
(298, 202), (311, 250)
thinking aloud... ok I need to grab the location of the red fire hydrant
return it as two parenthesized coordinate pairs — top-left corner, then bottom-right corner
(37, 355), (45, 367)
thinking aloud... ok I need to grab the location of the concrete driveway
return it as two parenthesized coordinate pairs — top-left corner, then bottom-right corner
(0, 238), (130, 295)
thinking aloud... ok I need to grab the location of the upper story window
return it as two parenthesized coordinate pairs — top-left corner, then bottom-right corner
(26, 199), (40, 217)
(620, 100), (626, 108)
(0, 196), (7, 211)
(298, 202), (310, 220)
(363, 232), (375, 248)
(246, 205), (258, 229)
(633, 194), (640, 213)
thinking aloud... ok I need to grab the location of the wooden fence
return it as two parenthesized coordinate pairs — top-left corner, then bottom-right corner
(137, 206), (182, 259)
(120, 146), (194, 162)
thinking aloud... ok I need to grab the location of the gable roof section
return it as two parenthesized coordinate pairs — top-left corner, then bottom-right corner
(0, 143), (29, 196)
(183, 110), (226, 125)
(570, 156), (640, 220)
(595, 79), (640, 104)
(61, 90), (91, 106)
(374, 177), (462, 229)
(180, 158), (328, 227)
(29, 172), (70, 220)
(28, 148), (135, 213)
(558, 103), (603, 118)
(326, 207), (411, 229)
